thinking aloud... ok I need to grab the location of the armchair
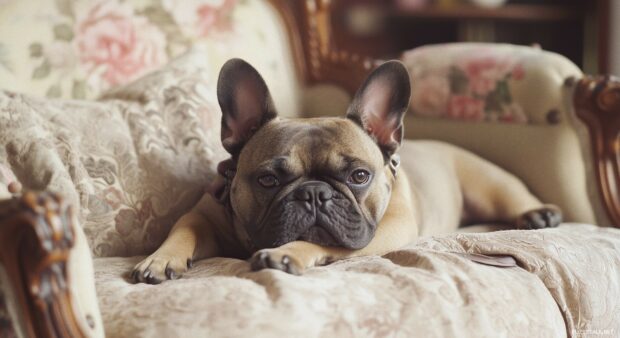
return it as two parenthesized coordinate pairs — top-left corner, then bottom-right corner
(0, 0), (619, 337)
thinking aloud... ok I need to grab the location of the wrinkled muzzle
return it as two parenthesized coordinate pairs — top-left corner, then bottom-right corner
(249, 181), (376, 250)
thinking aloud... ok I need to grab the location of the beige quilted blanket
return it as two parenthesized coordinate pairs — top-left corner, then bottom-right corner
(94, 224), (620, 338)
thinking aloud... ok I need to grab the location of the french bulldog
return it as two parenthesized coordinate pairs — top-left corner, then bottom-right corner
(132, 58), (562, 283)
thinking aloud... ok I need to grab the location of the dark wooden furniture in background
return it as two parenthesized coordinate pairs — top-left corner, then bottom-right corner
(0, 1), (618, 337)
(327, 0), (610, 74)
(271, 0), (377, 94)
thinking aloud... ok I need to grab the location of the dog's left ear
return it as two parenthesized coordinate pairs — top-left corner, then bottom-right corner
(346, 61), (411, 158)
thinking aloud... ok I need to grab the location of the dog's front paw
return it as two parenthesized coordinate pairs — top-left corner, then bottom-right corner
(249, 249), (304, 275)
(517, 205), (562, 230)
(131, 252), (193, 284)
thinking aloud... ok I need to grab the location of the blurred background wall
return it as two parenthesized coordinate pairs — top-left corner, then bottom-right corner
(611, 0), (620, 76)
(328, 0), (613, 75)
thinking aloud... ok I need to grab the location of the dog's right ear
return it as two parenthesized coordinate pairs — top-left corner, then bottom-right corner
(217, 58), (277, 156)
(346, 61), (410, 159)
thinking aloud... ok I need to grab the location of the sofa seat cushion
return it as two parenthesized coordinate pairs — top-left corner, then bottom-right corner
(93, 224), (620, 338)
(456, 223), (512, 233)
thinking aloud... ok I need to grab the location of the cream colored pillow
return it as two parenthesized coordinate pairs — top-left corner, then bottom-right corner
(398, 43), (597, 224)
(0, 49), (228, 257)
(401, 43), (582, 125)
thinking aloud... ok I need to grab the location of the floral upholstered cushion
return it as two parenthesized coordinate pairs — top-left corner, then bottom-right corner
(398, 43), (597, 225)
(401, 43), (582, 124)
(0, 49), (228, 257)
(0, 0), (300, 116)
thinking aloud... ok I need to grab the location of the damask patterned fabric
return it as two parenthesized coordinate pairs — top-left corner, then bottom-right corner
(401, 43), (582, 125)
(0, 49), (228, 257)
(94, 224), (620, 338)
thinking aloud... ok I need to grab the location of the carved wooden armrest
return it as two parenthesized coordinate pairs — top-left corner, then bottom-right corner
(0, 192), (89, 338)
(572, 76), (620, 226)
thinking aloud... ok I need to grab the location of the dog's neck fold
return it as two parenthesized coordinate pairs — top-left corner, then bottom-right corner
(210, 157), (237, 206)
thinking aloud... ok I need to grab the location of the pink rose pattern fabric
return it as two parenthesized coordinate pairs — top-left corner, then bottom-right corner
(75, 1), (168, 86)
(161, 0), (237, 39)
(407, 51), (528, 124)
(24, 0), (236, 98)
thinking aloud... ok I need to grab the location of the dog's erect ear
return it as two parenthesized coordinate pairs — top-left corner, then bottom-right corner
(346, 60), (411, 158)
(217, 58), (277, 156)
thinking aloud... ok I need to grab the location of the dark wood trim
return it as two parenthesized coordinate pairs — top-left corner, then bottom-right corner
(268, 0), (376, 95)
(267, 0), (309, 88)
(0, 192), (87, 338)
(573, 75), (620, 227)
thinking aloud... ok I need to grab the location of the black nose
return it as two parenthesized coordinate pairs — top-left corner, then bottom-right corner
(293, 181), (333, 204)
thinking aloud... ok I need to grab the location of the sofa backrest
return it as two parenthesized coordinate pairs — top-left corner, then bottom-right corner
(0, 0), (301, 117)
(400, 43), (597, 224)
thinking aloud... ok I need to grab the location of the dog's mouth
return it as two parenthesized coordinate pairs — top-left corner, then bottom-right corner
(248, 187), (376, 250)
(297, 224), (344, 247)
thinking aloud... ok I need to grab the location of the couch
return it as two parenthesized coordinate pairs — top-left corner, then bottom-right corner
(0, 0), (619, 337)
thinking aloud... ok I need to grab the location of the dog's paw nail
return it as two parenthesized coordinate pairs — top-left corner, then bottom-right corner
(250, 250), (303, 275)
(146, 275), (161, 285)
(186, 258), (193, 269)
(281, 255), (300, 275)
(165, 266), (176, 280)
(130, 269), (140, 282)
(132, 255), (189, 284)
(143, 270), (161, 284)
(250, 252), (267, 271)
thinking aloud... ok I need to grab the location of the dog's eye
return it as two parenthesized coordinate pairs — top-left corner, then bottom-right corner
(257, 174), (279, 188)
(348, 169), (371, 185)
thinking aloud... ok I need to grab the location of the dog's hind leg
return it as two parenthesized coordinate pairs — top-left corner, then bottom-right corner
(452, 147), (562, 230)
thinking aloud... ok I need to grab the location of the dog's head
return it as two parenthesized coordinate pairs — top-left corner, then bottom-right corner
(217, 59), (410, 250)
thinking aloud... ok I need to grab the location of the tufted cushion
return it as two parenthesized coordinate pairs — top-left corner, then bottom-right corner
(0, 49), (228, 257)
(0, 0), (300, 116)
(402, 43), (582, 125)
